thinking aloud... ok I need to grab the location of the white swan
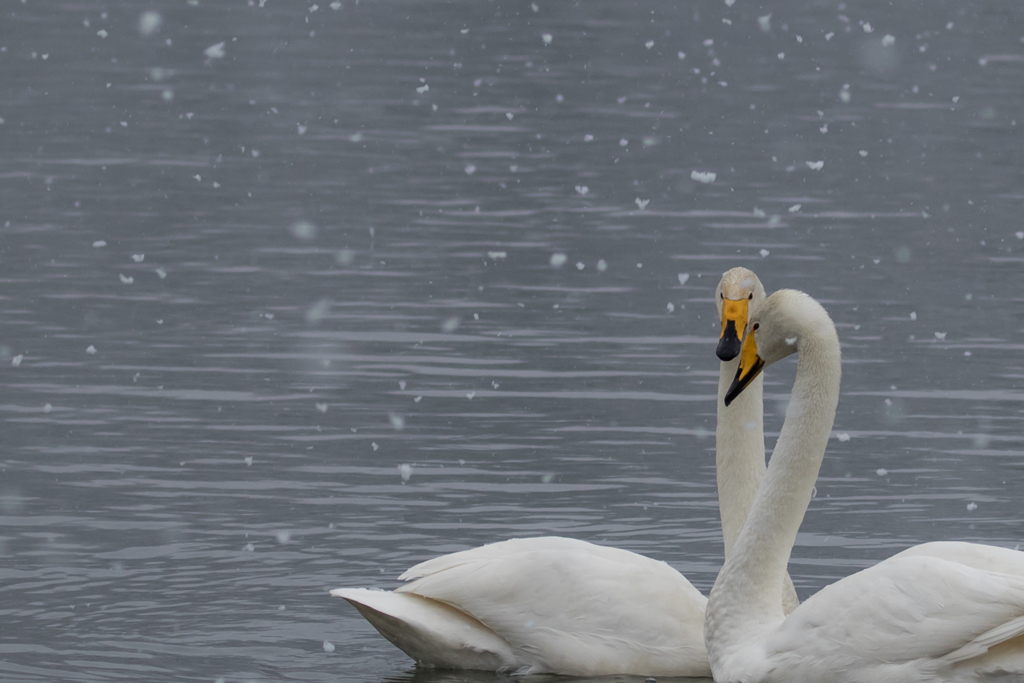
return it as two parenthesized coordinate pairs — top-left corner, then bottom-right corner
(330, 267), (793, 676)
(705, 289), (1024, 683)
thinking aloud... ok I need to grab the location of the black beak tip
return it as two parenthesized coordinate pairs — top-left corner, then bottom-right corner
(723, 381), (740, 407)
(716, 336), (741, 361)
(717, 320), (740, 361)
(724, 358), (764, 407)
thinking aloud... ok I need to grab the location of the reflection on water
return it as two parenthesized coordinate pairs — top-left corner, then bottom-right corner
(2, 0), (1024, 680)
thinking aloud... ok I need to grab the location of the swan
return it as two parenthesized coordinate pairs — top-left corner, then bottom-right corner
(330, 267), (795, 676)
(704, 289), (1024, 683)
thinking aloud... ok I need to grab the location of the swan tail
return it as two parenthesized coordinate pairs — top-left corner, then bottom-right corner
(329, 588), (519, 671)
(943, 613), (1024, 673)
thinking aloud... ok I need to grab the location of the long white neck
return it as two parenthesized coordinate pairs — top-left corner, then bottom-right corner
(716, 359), (765, 557)
(707, 329), (841, 658)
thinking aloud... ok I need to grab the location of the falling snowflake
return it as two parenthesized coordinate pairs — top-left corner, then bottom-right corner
(204, 42), (226, 59)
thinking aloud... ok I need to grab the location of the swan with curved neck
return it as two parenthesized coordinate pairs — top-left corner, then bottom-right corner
(716, 269), (800, 614)
(705, 289), (1024, 683)
(329, 268), (793, 676)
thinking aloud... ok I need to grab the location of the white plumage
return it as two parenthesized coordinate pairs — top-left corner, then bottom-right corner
(331, 268), (794, 676)
(334, 537), (709, 675)
(705, 289), (1024, 683)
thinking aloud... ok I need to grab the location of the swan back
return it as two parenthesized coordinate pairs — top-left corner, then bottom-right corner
(397, 537), (710, 676)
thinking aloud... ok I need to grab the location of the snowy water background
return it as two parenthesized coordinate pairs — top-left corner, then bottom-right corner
(2, 1), (1024, 681)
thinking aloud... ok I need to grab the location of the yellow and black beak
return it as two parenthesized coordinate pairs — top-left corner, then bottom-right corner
(724, 328), (765, 406)
(717, 298), (749, 361)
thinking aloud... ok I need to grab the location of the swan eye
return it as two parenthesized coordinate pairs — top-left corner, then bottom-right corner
(748, 293), (753, 300)
(752, 323), (760, 331)
(720, 292), (724, 299)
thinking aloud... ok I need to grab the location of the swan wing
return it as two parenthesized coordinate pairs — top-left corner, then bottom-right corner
(399, 536), (675, 580)
(893, 540), (1024, 575)
(767, 554), (1024, 667)
(891, 544), (1024, 673)
(329, 587), (518, 671)
(396, 537), (710, 677)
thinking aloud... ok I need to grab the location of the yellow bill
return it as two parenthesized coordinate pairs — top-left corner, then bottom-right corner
(717, 298), (749, 361)
(724, 328), (765, 406)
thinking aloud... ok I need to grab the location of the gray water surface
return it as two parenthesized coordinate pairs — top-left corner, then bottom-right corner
(2, 1), (1024, 681)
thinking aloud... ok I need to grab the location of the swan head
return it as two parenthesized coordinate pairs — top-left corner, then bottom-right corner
(715, 268), (767, 362)
(724, 289), (835, 405)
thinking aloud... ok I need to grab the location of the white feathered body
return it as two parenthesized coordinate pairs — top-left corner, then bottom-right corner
(334, 536), (710, 676)
(705, 290), (1024, 683)
(714, 550), (1024, 683)
(331, 269), (784, 676)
